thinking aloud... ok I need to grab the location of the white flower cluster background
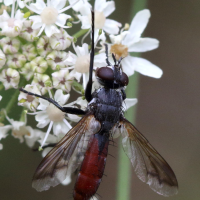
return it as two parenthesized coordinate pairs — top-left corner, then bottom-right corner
(0, 0), (162, 189)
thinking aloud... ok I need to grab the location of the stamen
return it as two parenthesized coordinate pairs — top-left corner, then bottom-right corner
(37, 24), (45, 36)
(63, 118), (72, 130)
(40, 121), (53, 148)
(27, 111), (46, 115)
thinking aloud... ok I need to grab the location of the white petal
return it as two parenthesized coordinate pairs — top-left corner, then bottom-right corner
(74, 43), (89, 57)
(4, 0), (13, 6)
(64, 51), (77, 65)
(51, 0), (67, 10)
(95, 0), (106, 12)
(78, 15), (91, 29)
(54, 89), (70, 105)
(35, 112), (49, 123)
(0, 125), (12, 140)
(29, 0), (46, 14)
(37, 99), (49, 110)
(103, 19), (121, 34)
(128, 38), (159, 52)
(102, 1), (115, 17)
(121, 56), (135, 76)
(133, 57), (163, 78)
(30, 16), (43, 29)
(45, 25), (60, 37)
(123, 98), (138, 111)
(14, 10), (24, 20)
(56, 13), (71, 27)
(79, 4), (91, 16)
(69, 0), (91, 12)
(123, 9), (150, 44)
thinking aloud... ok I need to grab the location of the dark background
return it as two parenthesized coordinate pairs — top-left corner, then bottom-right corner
(1, 0), (200, 200)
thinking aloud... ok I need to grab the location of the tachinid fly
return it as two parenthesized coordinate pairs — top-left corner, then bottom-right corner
(20, 10), (178, 200)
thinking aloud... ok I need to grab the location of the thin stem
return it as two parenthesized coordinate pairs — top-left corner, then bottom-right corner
(72, 29), (89, 39)
(0, 84), (3, 91)
(1, 78), (27, 122)
(116, 0), (147, 200)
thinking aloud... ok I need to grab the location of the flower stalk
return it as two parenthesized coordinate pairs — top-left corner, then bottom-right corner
(116, 0), (148, 199)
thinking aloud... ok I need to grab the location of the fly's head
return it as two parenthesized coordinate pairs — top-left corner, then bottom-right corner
(96, 45), (129, 89)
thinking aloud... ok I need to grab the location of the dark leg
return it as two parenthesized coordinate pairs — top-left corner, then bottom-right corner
(19, 88), (86, 115)
(85, 10), (94, 102)
(105, 43), (111, 66)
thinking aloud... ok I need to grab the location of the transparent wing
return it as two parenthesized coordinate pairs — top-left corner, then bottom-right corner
(32, 114), (101, 192)
(117, 118), (178, 196)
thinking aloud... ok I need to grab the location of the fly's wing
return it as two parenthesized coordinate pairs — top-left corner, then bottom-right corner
(118, 118), (178, 196)
(32, 114), (101, 192)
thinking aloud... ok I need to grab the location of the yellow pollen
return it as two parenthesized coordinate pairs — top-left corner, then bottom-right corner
(110, 44), (128, 60)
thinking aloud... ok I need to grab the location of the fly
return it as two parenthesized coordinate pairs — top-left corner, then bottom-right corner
(19, 10), (178, 200)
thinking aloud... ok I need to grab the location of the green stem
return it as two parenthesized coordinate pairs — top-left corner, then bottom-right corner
(1, 78), (27, 122)
(0, 83), (3, 91)
(116, 0), (147, 200)
(73, 29), (89, 39)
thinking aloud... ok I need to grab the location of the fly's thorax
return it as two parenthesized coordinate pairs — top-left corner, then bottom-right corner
(87, 88), (124, 128)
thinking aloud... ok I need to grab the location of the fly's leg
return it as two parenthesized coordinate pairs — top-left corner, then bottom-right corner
(19, 88), (86, 115)
(85, 10), (94, 102)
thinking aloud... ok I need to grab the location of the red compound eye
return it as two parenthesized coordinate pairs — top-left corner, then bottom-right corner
(96, 67), (114, 81)
(120, 72), (129, 86)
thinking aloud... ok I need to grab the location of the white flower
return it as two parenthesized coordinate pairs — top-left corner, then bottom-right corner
(18, 84), (41, 111)
(78, 0), (121, 39)
(52, 69), (74, 92)
(31, 89), (73, 147)
(27, 0), (73, 37)
(0, 9), (25, 37)
(109, 9), (162, 78)
(49, 28), (73, 50)
(64, 43), (106, 88)
(0, 49), (6, 69)
(0, 68), (20, 89)
(0, 111), (43, 148)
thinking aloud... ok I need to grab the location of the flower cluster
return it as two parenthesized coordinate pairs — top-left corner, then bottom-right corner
(0, 0), (162, 187)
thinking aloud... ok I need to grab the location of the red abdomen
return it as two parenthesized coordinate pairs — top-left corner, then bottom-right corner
(73, 134), (109, 200)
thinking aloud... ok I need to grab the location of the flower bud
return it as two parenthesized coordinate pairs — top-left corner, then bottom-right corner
(37, 36), (52, 57)
(30, 56), (48, 74)
(46, 50), (68, 70)
(7, 53), (26, 69)
(49, 29), (72, 50)
(22, 43), (37, 61)
(31, 73), (51, 95)
(0, 37), (20, 54)
(0, 68), (20, 89)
